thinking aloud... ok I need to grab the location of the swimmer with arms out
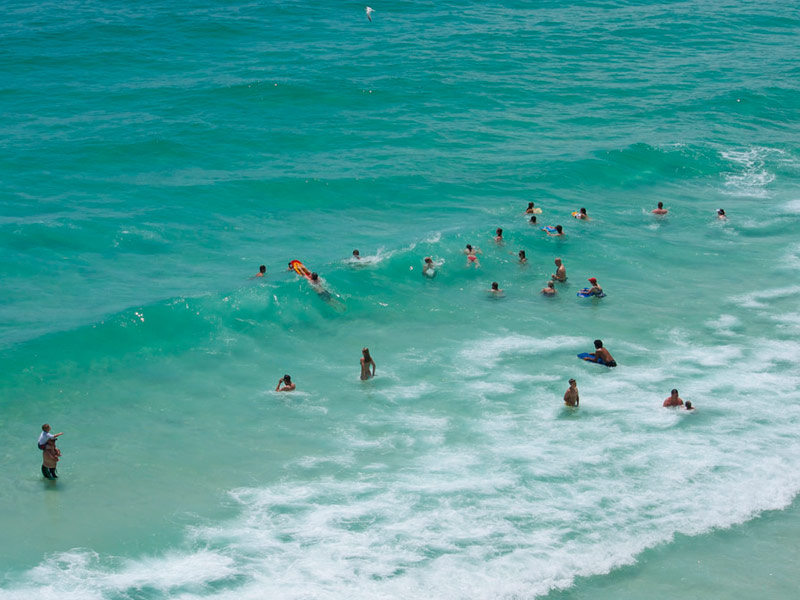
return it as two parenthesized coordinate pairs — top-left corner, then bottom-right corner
(488, 281), (504, 296)
(541, 281), (557, 295)
(360, 347), (376, 380)
(552, 258), (567, 282)
(652, 202), (668, 215)
(276, 374), (296, 392)
(582, 339), (617, 367)
(546, 225), (565, 237)
(663, 389), (684, 407)
(464, 244), (481, 268)
(564, 379), (579, 407)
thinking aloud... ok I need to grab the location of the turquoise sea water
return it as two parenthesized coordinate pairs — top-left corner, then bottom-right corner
(1, 0), (799, 597)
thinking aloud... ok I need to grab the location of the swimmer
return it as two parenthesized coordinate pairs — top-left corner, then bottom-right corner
(38, 424), (63, 450)
(518, 250), (528, 264)
(685, 401), (695, 411)
(360, 347), (376, 380)
(582, 339), (617, 367)
(525, 202), (536, 215)
(652, 201), (668, 215)
(529, 215), (538, 225)
(276, 374), (296, 392)
(663, 389), (684, 407)
(546, 225), (564, 237)
(552, 258), (567, 282)
(252, 265), (266, 278)
(717, 208), (727, 220)
(309, 272), (333, 300)
(488, 281), (504, 295)
(574, 208), (589, 220)
(423, 256), (437, 278)
(564, 379), (579, 407)
(352, 249), (361, 260)
(495, 228), (504, 244)
(464, 244), (481, 268)
(586, 277), (603, 295)
(541, 281), (557, 295)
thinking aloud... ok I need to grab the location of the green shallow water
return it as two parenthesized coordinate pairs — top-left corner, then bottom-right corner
(1, 1), (799, 598)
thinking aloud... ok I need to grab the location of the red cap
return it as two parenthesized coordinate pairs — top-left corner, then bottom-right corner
(588, 277), (597, 283)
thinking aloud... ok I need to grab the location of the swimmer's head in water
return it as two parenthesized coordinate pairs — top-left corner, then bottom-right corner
(685, 401), (693, 410)
(580, 208), (587, 215)
(519, 250), (526, 259)
(353, 249), (360, 257)
(547, 281), (554, 288)
(311, 272), (319, 281)
(657, 201), (664, 208)
(491, 282), (499, 290)
(259, 265), (266, 274)
(528, 202), (534, 208)
(530, 215), (537, 223)
(555, 225), (563, 233)
(717, 208), (725, 215)
(594, 339), (604, 349)
(588, 277), (597, 285)
(424, 257), (433, 264)
(671, 388), (679, 395)
(496, 228), (503, 236)
(466, 244), (473, 251)
(283, 374), (292, 384)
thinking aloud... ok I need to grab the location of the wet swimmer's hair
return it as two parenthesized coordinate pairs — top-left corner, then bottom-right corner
(528, 202), (534, 209)
(580, 208), (587, 215)
(518, 250), (526, 259)
(424, 256), (433, 264)
(283, 374), (292, 384)
(496, 228), (503, 236)
(311, 272), (319, 281)
(466, 244), (473, 251)
(555, 225), (563, 233)
(491, 282), (499, 291)
(594, 339), (604, 349)
(685, 401), (694, 410)
(353, 249), (360, 257)
(259, 265), (266, 274)
(717, 208), (726, 216)
(671, 388), (679, 395)
(529, 215), (537, 224)
(657, 201), (664, 209)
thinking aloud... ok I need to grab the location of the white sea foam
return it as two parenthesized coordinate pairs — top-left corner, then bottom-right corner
(720, 147), (780, 198)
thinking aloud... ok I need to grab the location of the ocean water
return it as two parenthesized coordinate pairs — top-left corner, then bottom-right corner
(1, 0), (799, 598)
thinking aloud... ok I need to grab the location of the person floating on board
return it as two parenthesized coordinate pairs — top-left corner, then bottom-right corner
(585, 277), (603, 296)
(276, 374), (296, 392)
(663, 389), (684, 407)
(42, 438), (60, 480)
(360, 347), (376, 381)
(552, 258), (567, 282)
(541, 281), (557, 296)
(652, 201), (668, 215)
(545, 224), (564, 237)
(38, 424), (63, 450)
(464, 244), (481, 268)
(564, 379), (579, 407)
(581, 339), (617, 367)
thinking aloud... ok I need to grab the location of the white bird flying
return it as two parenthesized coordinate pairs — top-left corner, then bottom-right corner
(365, 6), (375, 22)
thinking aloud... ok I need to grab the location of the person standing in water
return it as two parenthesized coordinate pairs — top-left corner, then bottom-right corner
(541, 281), (557, 295)
(552, 258), (567, 282)
(276, 374), (296, 391)
(663, 389), (684, 407)
(360, 348), (376, 380)
(652, 201), (668, 215)
(564, 379), (579, 407)
(494, 228), (504, 244)
(41, 438), (61, 479)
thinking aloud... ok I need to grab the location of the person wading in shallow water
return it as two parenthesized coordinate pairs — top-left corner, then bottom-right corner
(564, 379), (579, 407)
(276, 374), (296, 391)
(360, 347), (376, 380)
